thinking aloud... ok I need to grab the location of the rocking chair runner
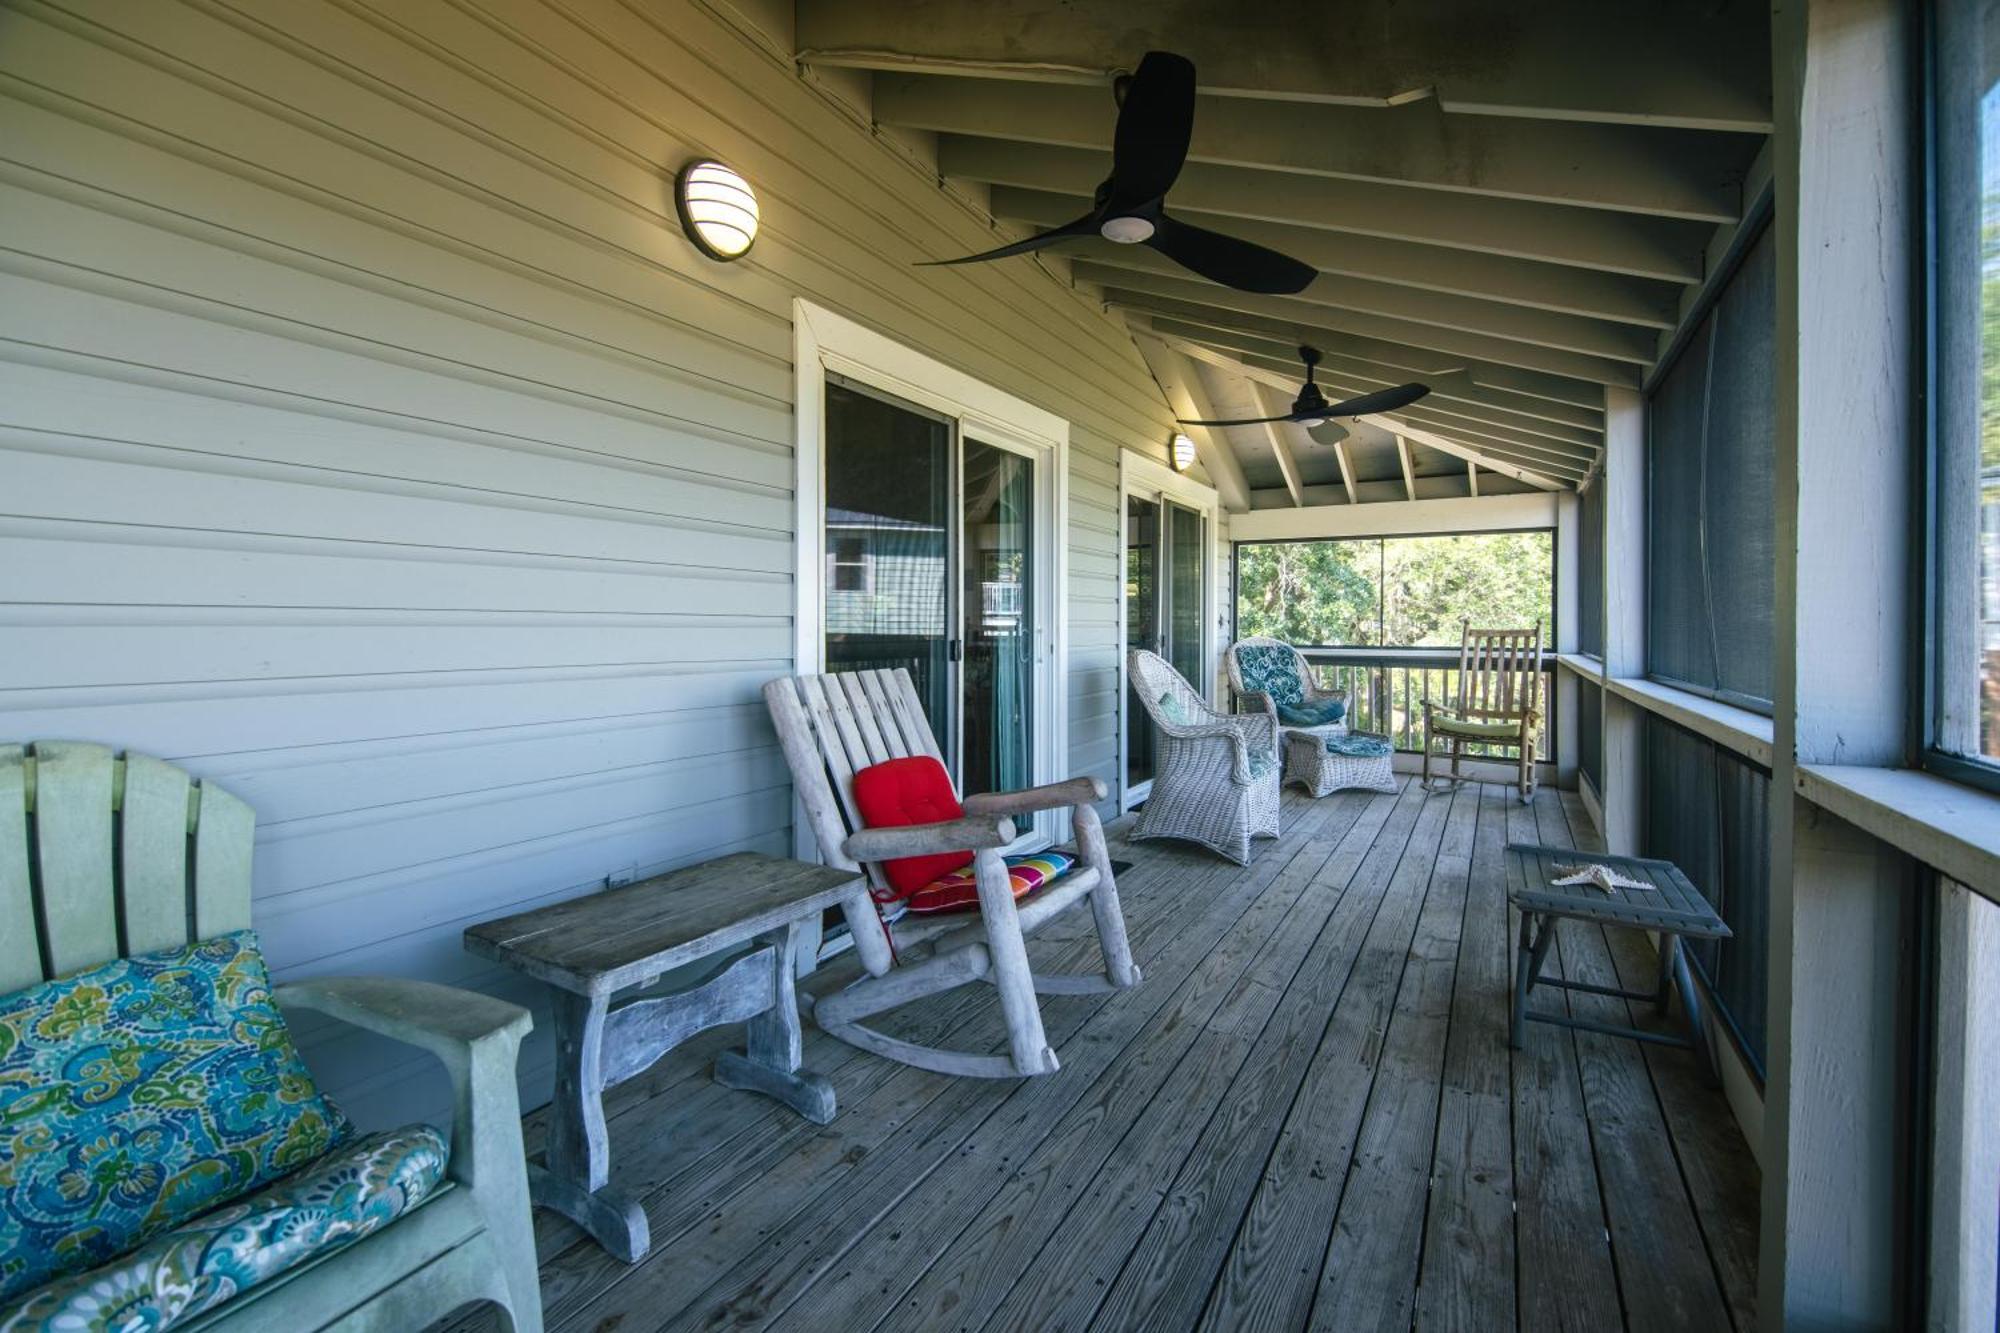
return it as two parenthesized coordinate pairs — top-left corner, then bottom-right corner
(1421, 621), (1544, 802)
(763, 669), (1141, 1079)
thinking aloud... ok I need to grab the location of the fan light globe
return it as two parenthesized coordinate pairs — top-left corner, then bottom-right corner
(1297, 416), (1327, 428)
(1099, 215), (1156, 244)
(1171, 433), (1198, 472)
(676, 160), (759, 260)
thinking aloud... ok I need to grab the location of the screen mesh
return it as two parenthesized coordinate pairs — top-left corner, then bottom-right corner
(1642, 712), (1771, 1075)
(1578, 474), (1604, 657)
(1578, 679), (1602, 794)
(1646, 225), (1777, 712)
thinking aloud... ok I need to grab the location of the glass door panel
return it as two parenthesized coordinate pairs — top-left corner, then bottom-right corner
(1167, 501), (1206, 689)
(961, 439), (1035, 797)
(823, 379), (952, 739)
(1126, 495), (1161, 789)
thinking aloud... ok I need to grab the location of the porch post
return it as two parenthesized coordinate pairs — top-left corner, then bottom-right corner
(1553, 489), (1580, 789)
(1598, 385), (1645, 855)
(1763, 0), (1917, 1324)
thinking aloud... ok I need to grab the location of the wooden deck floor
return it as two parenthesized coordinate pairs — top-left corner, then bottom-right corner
(465, 780), (1761, 1333)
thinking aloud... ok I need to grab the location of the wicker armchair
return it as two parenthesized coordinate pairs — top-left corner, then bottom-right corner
(1128, 649), (1282, 864)
(1226, 637), (1349, 745)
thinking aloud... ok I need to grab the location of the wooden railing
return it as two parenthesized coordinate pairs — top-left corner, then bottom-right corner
(1291, 647), (1555, 762)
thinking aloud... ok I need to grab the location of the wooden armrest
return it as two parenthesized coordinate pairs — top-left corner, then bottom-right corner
(962, 777), (1106, 817)
(843, 814), (1015, 861)
(277, 976), (531, 1055)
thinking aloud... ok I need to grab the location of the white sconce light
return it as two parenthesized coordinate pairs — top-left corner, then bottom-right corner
(676, 160), (759, 261)
(1171, 432), (1198, 473)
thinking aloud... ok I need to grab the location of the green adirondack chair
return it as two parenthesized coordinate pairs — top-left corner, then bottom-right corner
(0, 741), (544, 1332)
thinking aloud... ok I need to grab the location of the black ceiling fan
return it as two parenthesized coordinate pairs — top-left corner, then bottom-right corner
(1176, 346), (1431, 428)
(920, 52), (1317, 295)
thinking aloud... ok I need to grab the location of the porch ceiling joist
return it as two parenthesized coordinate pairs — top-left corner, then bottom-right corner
(990, 186), (1684, 329)
(1142, 318), (1605, 435)
(1155, 336), (1599, 481)
(936, 138), (1712, 283)
(1071, 256), (1658, 365)
(875, 74), (1752, 221)
(1128, 335), (1252, 511)
(796, 0), (1773, 132)
(1102, 287), (1641, 389)
(1360, 417), (1566, 491)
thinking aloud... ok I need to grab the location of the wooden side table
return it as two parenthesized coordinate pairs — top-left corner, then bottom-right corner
(464, 851), (869, 1262)
(1503, 843), (1731, 1081)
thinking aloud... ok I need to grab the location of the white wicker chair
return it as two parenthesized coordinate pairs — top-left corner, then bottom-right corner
(1128, 649), (1281, 865)
(1226, 637), (1349, 747)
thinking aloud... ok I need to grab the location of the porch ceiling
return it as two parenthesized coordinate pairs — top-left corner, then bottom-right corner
(797, 0), (1772, 506)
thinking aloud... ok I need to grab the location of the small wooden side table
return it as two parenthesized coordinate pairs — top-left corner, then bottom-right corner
(464, 851), (869, 1262)
(1503, 843), (1731, 1081)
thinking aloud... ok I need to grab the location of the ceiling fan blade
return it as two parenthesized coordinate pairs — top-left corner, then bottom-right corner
(1174, 413), (1288, 428)
(1146, 214), (1317, 295)
(1324, 382), (1432, 416)
(919, 213), (1100, 267)
(1104, 51), (1196, 212)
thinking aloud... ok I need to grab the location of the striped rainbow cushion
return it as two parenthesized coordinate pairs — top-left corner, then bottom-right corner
(904, 851), (1075, 915)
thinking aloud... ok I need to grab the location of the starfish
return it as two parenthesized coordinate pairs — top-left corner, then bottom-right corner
(1550, 862), (1655, 894)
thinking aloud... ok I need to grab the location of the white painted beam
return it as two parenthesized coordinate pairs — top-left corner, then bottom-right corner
(992, 187), (1683, 327)
(937, 138), (1711, 282)
(1356, 415), (1562, 491)
(1395, 434), (1417, 501)
(797, 0), (1772, 131)
(1467, 460), (1479, 496)
(1229, 489), (1559, 541)
(1334, 438), (1359, 505)
(878, 74), (1750, 220)
(1249, 382), (1306, 507)
(1071, 257), (1659, 364)
(1101, 288), (1641, 388)
(1129, 334), (1251, 511)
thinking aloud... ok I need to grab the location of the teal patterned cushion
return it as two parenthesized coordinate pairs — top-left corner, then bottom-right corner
(1277, 696), (1346, 728)
(0, 932), (349, 1303)
(1235, 645), (1306, 707)
(1157, 690), (1197, 727)
(1247, 748), (1278, 780)
(1326, 731), (1393, 758)
(0, 1125), (447, 1333)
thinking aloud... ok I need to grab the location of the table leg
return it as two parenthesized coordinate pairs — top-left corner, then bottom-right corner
(713, 920), (836, 1124)
(1511, 909), (1535, 1050)
(536, 990), (649, 1262)
(1665, 934), (1720, 1086)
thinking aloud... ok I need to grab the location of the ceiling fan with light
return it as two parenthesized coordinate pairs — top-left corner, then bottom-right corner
(920, 52), (1318, 295)
(1175, 346), (1431, 437)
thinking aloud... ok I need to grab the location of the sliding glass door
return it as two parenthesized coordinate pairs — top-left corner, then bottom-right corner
(823, 377), (1040, 799)
(1124, 490), (1208, 804)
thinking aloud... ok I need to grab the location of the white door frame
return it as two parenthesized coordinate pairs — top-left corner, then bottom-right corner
(1117, 451), (1221, 812)
(793, 299), (1071, 845)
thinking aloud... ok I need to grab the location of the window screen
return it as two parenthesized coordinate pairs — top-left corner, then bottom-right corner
(1578, 679), (1602, 794)
(1646, 225), (1777, 712)
(1643, 712), (1771, 1074)
(1578, 474), (1604, 657)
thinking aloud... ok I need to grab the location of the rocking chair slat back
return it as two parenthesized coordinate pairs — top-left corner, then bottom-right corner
(1, 740), (255, 993)
(1454, 624), (1544, 721)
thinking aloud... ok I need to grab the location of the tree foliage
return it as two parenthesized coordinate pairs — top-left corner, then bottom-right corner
(1237, 532), (1553, 647)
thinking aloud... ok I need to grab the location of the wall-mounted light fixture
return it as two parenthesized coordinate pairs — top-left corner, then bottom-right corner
(1171, 432), (1198, 473)
(675, 160), (759, 261)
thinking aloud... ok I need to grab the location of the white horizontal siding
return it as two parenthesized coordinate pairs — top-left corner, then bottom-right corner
(0, 0), (1173, 1125)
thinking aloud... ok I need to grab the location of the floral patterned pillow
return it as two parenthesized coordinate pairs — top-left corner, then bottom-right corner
(1235, 645), (1306, 707)
(0, 931), (350, 1302)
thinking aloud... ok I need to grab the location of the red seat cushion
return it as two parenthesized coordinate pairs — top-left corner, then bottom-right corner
(850, 755), (970, 898)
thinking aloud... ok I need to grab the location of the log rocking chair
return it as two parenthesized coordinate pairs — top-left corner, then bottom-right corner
(764, 668), (1142, 1079)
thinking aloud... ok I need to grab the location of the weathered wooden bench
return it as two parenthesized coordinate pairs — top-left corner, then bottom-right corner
(464, 852), (868, 1263)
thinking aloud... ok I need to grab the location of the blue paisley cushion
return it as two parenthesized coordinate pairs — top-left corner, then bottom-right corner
(0, 1125), (447, 1333)
(1326, 731), (1393, 758)
(1277, 696), (1346, 728)
(1235, 645), (1306, 707)
(0, 932), (350, 1302)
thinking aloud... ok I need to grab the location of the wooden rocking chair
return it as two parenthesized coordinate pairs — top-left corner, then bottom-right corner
(764, 669), (1141, 1079)
(1421, 622), (1544, 803)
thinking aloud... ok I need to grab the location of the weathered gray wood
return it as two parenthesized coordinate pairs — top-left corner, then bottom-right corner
(961, 775), (1106, 818)
(463, 852), (862, 995)
(512, 784), (1758, 1333)
(600, 947), (777, 1087)
(0, 745), (40, 991)
(118, 752), (194, 956)
(31, 740), (119, 978)
(714, 923), (836, 1125)
(841, 813), (1015, 861)
(1416, 783), (1519, 1331)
